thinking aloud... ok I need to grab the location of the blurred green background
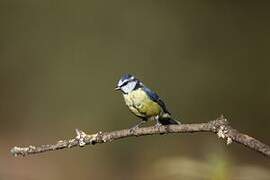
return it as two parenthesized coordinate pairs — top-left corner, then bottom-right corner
(1, 1), (270, 180)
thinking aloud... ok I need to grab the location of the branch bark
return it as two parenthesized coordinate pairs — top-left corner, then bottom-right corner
(10, 115), (270, 158)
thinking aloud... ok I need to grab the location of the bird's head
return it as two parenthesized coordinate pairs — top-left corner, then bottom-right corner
(115, 74), (142, 93)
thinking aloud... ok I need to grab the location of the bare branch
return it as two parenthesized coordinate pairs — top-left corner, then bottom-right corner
(10, 115), (270, 158)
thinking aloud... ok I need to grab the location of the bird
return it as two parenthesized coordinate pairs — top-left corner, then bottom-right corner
(115, 74), (180, 130)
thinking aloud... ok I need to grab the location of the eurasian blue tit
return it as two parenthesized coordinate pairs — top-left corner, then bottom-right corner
(115, 74), (180, 129)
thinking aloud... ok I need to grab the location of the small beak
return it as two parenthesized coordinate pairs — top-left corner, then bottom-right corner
(114, 86), (121, 91)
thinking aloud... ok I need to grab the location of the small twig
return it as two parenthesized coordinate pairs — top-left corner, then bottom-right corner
(10, 115), (270, 158)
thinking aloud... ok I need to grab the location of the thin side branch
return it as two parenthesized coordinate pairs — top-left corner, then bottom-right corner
(10, 115), (270, 158)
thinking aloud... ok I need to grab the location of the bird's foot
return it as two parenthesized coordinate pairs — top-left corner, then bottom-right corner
(154, 116), (163, 129)
(129, 125), (139, 133)
(129, 121), (146, 133)
(154, 122), (165, 135)
(154, 122), (163, 128)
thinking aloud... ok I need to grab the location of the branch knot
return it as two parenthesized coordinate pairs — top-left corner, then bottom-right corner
(75, 129), (87, 147)
(217, 125), (232, 145)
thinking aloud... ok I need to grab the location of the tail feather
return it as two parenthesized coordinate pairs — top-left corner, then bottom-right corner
(158, 116), (181, 125)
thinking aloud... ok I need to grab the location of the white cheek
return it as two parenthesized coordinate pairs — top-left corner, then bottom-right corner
(121, 81), (136, 93)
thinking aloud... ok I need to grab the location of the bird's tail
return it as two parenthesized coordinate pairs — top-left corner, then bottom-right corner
(159, 113), (181, 125)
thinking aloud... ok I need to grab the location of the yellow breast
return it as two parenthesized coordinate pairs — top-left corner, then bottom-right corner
(123, 88), (162, 118)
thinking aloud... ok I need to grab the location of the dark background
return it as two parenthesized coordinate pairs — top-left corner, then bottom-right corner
(1, 1), (269, 180)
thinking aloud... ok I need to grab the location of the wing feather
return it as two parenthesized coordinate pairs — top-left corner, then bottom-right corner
(142, 87), (170, 114)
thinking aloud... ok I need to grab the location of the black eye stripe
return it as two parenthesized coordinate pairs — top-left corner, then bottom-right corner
(121, 81), (129, 87)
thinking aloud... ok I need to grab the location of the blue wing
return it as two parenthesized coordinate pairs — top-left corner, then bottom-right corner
(142, 87), (170, 114)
